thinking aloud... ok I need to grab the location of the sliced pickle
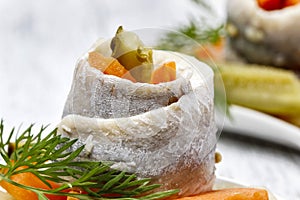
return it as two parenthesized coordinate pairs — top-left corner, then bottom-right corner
(111, 26), (153, 83)
(218, 62), (300, 116)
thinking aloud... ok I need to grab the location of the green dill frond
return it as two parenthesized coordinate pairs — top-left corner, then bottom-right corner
(0, 120), (179, 199)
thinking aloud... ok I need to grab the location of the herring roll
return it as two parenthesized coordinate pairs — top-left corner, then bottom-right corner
(58, 27), (217, 198)
(227, 0), (300, 70)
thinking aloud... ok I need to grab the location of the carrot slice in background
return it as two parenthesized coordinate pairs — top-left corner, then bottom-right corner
(257, 0), (300, 10)
(196, 38), (225, 62)
(257, 0), (282, 10)
(151, 61), (176, 84)
(283, 0), (300, 7)
(0, 166), (66, 200)
(174, 188), (269, 200)
(88, 51), (136, 82)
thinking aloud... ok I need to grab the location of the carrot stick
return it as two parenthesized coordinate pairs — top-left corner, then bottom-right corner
(151, 61), (176, 84)
(257, 0), (299, 10)
(88, 51), (136, 82)
(174, 188), (269, 200)
(283, 0), (300, 7)
(0, 166), (66, 200)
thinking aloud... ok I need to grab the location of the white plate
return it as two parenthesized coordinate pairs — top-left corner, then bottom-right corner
(222, 105), (300, 150)
(215, 176), (283, 200)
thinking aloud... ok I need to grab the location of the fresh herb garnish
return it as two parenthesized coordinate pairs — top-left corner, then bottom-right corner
(0, 120), (179, 199)
(156, 0), (225, 53)
(157, 20), (224, 54)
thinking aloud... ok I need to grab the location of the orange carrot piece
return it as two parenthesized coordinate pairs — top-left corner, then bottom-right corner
(0, 166), (66, 200)
(174, 188), (269, 200)
(196, 38), (225, 62)
(257, 0), (299, 10)
(257, 0), (282, 10)
(283, 0), (300, 7)
(151, 61), (176, 84)
(88, 51), (136, 82)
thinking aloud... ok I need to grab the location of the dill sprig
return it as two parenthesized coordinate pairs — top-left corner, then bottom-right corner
(0, 120), (179, 199)
(156, 0), (225, 53)
(157, 20), (224, 54)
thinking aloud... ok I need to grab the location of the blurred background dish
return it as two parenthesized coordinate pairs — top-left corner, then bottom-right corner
(227, 0), (300, 71)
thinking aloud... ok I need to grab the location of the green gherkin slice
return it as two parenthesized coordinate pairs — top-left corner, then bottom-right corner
(219, 62), (300, 116)
(111, 26), (153, 83)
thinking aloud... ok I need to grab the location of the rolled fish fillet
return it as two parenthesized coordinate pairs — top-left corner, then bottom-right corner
(58, 42), (217, 197)
(227, 0), (300, 70)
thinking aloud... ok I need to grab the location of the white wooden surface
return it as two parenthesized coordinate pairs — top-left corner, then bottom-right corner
(0, 1), (299, 199)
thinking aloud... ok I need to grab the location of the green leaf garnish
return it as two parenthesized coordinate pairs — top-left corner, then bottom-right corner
(157, 20), (224, 54)
(0, 119), (179, 199)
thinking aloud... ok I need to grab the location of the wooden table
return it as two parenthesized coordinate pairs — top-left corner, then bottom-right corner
(217, 132), (300, 199)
